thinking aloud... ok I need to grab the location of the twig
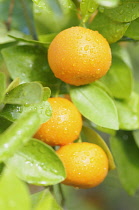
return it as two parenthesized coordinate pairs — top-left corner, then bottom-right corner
(5, 0), (15, 31)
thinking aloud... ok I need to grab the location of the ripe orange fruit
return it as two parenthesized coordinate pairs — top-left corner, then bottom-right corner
(56, 142), (108, 188)
(34, 97), (82, 146)
(48, 26), (111, 86)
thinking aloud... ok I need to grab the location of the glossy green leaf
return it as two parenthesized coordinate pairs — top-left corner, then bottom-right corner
(134, 80), (139, 95)
(32, 189), (62, 210)
(70, 84), (119, 130)
(0, 111), (41, 162)
(33, 0), (79, 36)
(110, 131), (139, 195)
(94, 80), (112, 97)
(4, 82), (43, 105)
(96, 0), (119, 7)
(5, 78), (20, 93)
(0, 117), (12, 134)
(111, 43), (133, 69)
(100, 56), (133, 99)
(0, 72), (6, 103)
(38, 33), (57, 43)
(89, 12), (130, 43)
(115, 92), (139, 130)
(43, 87), (51, 101)
(125, 18), (139, 40)
(0, 22), (15, 44)
(1, 45), (58, 86)
(80, 0), (98, 23)
(0, 167), (31, 210)
(103, 0), (139, 23)
(94, 124), (116, 135)
(7, 139), (66, 186)
(82, 126), (116, 169)
(0, 100), (51, 123)
(133, 130), (139, 148)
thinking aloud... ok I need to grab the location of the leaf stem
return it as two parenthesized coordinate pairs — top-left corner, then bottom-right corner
(5, 0), (15, 31)
(19, 0), (37, 40)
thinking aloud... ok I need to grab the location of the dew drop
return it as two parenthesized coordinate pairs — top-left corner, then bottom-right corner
(86, 37), (91, 41)
(77, 35), (82, 39)
(39, 146), (46, 154)
(84, 45), (89, 51)
(32, 141), (38, 146)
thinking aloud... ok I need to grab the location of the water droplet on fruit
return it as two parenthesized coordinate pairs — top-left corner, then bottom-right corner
(84, 45), (89, 51)
(77, 35), (82, 39)
(86, 37), (91, 41)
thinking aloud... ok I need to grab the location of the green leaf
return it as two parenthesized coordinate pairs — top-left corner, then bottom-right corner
(111, 43), (133, 69)
(32, 189), (63, 210)
(125, 18), (139, 40)
(38, 33), (57, 43)
(100, 56), (133, 99)
(0, 22), (15, 44)
(133, 130), (139, 148)
(110, 131), (139, 195)
(0, 167), (31, 210)
(4, 82), (43, 105)
(96, 0), (119, 7)
(5, 78), (20, 93)
(89, 12), (130, 43)
(0, 100), (52, 124)
(115, 92), (139, 130)
(0, 117), (12, 134)
(43, 87), (51, 100)
(80, 0), (98, 23)
(0, 111), (41, 162)
(33, 0), (79, 36)
(70, 84), (119, 130)
(1, 45), (58, 87)
(0, 72), (6, 103)
(94, 80), (112, 96)
(82, 126), (116, 170)
(103, 0), (139, 22)
(7, 138), (66, 186)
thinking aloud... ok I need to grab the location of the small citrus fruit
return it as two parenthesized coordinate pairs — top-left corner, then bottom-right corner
(48, 26), (111, 86)
(56, 142), (108, 188)
(34, 97), (82, 146)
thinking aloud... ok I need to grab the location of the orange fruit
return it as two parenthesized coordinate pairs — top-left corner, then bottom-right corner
(34, 97), (82, 146)
(48, 26), (111, 86)
(56, 142), (108, 188)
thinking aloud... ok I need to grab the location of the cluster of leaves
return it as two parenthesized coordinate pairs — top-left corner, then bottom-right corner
(0, 0), (139, 209)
